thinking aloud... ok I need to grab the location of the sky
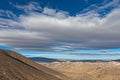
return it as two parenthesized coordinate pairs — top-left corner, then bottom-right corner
(0, 0), (120, 60)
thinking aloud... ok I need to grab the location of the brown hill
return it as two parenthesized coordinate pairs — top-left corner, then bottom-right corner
(41, 61), (120, 80)
(0, 49), (68, 80)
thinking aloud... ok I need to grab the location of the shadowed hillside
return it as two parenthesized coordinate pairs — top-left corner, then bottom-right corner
(0, 49), (68, 80)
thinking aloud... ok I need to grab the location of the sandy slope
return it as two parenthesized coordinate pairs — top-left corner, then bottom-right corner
(40, 61), (120, 80)
(0, 49), (68, 80)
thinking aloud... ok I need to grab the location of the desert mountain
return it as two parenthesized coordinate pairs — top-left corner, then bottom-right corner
(0, 49), (68, 80)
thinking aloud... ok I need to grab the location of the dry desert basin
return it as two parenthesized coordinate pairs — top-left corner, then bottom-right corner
(40, 61), (120, 80)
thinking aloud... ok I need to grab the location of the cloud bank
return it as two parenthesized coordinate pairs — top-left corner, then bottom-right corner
(0, 2), (120, 51)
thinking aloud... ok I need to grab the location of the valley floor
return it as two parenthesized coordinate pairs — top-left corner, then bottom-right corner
(39, 61), (120, 80)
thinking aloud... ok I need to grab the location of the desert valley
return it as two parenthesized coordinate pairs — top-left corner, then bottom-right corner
(40, 61), (120, 80)
(0, 49), (120, 80)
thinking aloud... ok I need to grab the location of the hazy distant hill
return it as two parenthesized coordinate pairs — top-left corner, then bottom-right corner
(0, 49), (68, 80)
(29, 57), (61, 62)
(29, 57), (120, 62)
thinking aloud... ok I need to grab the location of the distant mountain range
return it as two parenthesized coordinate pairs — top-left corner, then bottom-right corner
(29, 57), (120, 62)
(29, 57), (61, 62)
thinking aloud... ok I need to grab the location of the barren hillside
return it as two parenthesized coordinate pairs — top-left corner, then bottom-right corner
(0, 49), (68, 80)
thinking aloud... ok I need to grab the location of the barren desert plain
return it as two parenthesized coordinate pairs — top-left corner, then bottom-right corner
(40, 61), (120, 80)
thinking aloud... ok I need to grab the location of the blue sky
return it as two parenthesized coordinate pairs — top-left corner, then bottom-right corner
(0, 0), (120, 60)
(0, 0), (105, 14)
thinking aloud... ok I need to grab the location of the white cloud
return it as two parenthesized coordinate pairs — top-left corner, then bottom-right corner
(12, 2), (42, 13)
(43, 7), (68, 18)
(99, 0), (120, 9)
(0, 2), (120, 51)
(81, 0), (120, 15)
(0, 10), (17, 19)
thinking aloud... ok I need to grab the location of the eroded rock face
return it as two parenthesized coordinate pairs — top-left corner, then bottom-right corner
(0, 49), (67, 80)
(41, 61), (120, 80)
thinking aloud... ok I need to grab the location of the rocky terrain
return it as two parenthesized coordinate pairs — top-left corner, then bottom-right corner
(0, 49), (68, 80)
(1, 49), (120, 80)
(40, 61), (120, 80)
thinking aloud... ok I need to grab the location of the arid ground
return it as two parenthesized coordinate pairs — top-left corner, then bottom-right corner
(40, 61), (120, 80)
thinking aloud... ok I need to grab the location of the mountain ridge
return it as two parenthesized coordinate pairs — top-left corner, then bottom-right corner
(0, 49), (68, 80)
